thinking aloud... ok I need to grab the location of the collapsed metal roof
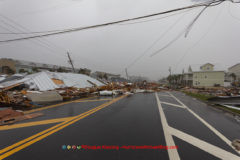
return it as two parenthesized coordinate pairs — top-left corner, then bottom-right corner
(46, 72), (104, 88)
(25, 72), (59, 91)
(0, 71), (104, 91)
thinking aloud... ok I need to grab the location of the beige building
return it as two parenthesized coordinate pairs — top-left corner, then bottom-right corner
(182, 66), (193, 86)
(192, 63), (224, 87)
(228, 63), (240, 81)
(181, 63), (225, 87)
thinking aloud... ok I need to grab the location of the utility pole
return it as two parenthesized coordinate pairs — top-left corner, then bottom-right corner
(125, 68), (129, 80)
(67, 52), (75, 73)
(168, 67), (172, 88)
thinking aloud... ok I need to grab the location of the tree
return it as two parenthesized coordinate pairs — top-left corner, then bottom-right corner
(32, 67), (39, 73)
(103, 74), (108, 80)
(57, 67), (66, 72)
(19, 69), (27, 73)
(78, 68), (91, 76)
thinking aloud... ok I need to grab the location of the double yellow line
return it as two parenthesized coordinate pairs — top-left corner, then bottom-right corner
(0, 95), (126, 160)
(24, 96), (96, 114)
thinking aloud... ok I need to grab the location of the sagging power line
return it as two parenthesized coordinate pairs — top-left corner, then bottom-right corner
(0, 0), (235, 43)
(0, 14), (69, 60)
(125, 12), (188, 69)
(149, 0), (229, 57)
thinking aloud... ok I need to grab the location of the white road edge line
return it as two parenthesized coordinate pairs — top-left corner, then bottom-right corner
(159, 95), (172, 97)
(155, 93), (180, 160)
(161, 101), (186, 109)
(168, 126), (240, 160)
(168, 92), (240, 155)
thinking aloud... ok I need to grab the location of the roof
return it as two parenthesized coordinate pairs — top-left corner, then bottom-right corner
(183, 63), (226, 74)
(193, 71), (224, 73)
(0, 74), (24, 83)
(0, 71), (104, 91)
(228, 63), (240, 70)
(47, 72), (104, 88)
(0, 75), (6, 82)
(0, 72), (58, 91)
(200, 63), (214, 68)
(25, 72), (59, 91)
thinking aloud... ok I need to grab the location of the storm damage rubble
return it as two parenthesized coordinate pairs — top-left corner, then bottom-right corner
(0, 71), (105, 109)
(0, 72), (163, 112)
(181, 87), (240, 97)
(181, 86), (240, 115)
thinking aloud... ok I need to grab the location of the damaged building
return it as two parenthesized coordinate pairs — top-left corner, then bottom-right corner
(0, 58), (78, 74)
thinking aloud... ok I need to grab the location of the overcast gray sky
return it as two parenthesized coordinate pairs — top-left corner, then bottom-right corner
(0, 0), (240, 80)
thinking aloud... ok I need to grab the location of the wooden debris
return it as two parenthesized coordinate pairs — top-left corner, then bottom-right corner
(0, 108), (43, 126)
(232, 139), (240, 151)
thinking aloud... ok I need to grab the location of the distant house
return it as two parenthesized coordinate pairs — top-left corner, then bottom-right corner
(0, 58), (75, 74)
(193, 63), (224, 87)
(181, 63), (224, 87)
(228, 63), (240, 82)
(182, 66), (193, 87)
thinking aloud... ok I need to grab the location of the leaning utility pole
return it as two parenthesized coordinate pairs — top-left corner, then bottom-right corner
(67, 52), (75, 73)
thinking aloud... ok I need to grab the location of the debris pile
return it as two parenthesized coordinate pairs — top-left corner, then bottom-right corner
(181, 87), (240, 97)
(0, 108), (43, 125)
(0, 91), (32, 108)
(0, 71), (105, 109)
(0, 71), (164, 111)
(232, 139), (240, 151)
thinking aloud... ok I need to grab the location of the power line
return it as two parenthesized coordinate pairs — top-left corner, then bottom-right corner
(0, 29), (63, 35)
(0, 9), (195, 34)
(0, 15), (96, 70)
(118, 8), (195, 25)
(149, 29), (186, 57)
(184, 5), (209, 38)
(228, 2), (240, 22)
(125, 12), (188, 69)
(0, 18), (66, 60)
(149, 0), (226, 57)
(0, 19), (59, 55)
(0, 0), (226, 43)
(0, 14), (67, 57)
(172, 3), (224, 74)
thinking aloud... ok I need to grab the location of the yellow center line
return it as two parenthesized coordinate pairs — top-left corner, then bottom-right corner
(0, 99), (112, 130)
(0, 100), (107, 155)
(0, 95), (126, 159)
(23, 96), (97, 114)
(74, 98), (113, 102)
(0, 117), (73, 131)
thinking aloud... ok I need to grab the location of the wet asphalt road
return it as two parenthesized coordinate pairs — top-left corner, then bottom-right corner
(0, 92), (239, 160)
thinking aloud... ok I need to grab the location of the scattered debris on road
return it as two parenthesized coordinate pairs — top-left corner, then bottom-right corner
(232, 139), (240, 151)
(0, 108), (43, 125)
(0, 71), (164, 112)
